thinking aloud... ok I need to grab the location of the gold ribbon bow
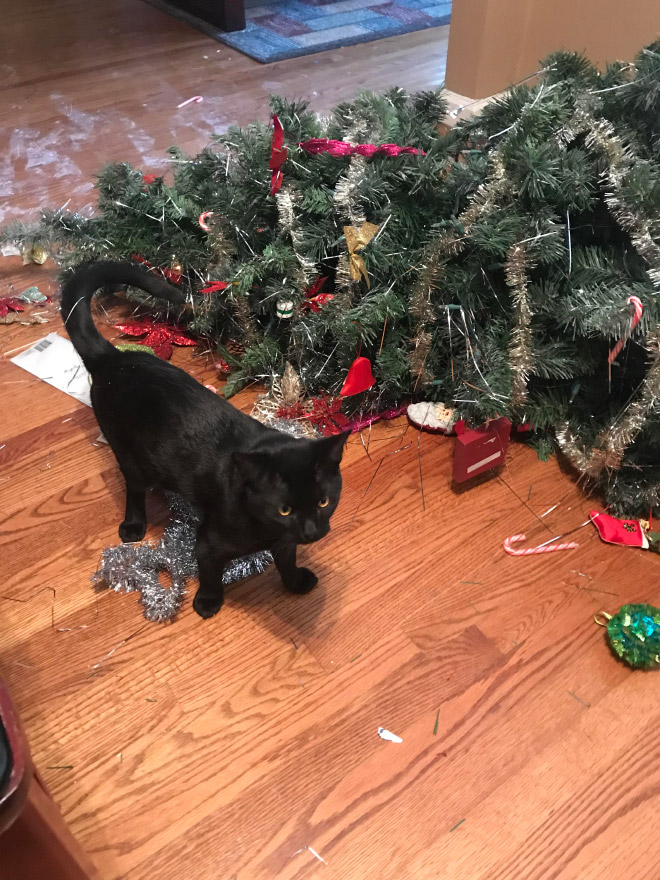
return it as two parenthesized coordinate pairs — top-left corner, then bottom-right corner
(344, 222), (379, 288)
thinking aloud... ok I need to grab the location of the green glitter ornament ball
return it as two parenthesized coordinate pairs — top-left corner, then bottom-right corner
(597, 604), (660, 669)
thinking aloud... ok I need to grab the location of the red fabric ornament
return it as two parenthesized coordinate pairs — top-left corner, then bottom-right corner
(113, 317), (197, 360)
(340, 356), (376, 396)
(298, 138), (425, 158)
(132, 254), (182, 285)
(269, 114), (287, 196)
(302, 276), (334, 312)
(305, 276), (328, 298)
(0, 297), (25, 318)
(452, 417), (511, 483)
(590, 510), (648, 548)
(307, 293), (335, 313)
(142, 173), (158, 185)
(200, 281), (230, 294)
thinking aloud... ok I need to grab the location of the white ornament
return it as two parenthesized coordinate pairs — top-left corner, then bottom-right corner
(407, 401), (457, 434)
(276, 299), (294, 319)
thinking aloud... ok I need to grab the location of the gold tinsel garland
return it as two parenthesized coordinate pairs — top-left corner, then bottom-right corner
(505, 242), (535, 408)
(554, 104), (660, 478)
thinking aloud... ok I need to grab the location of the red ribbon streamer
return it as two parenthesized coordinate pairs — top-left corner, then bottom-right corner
(298, 138), (425, 158)
(270, 115), (288, 196)
(200, 281), (230, 294)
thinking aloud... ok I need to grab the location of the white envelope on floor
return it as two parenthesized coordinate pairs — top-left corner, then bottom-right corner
(11, 332), (107, 442)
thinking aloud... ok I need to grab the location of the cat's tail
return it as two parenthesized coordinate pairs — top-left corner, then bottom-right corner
(60, 261), (186, 368)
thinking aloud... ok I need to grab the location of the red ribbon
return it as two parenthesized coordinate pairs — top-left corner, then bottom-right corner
(299, 138), (425, 158)
(200, 281), (230, 294)
(270, 115), (287, 196)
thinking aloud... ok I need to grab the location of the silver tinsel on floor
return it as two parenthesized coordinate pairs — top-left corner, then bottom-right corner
(93, 494), (272, 623)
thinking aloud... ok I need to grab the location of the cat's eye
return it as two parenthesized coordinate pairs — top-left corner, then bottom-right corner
(279, 504), (292, 516)
(318, 497), (330, 508)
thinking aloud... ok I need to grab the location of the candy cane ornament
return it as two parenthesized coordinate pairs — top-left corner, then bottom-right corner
(608, 296), (643, 365)
(503, 533), (579, 555)
(199, 211), (214, 232)
(177, 95), (203, 108)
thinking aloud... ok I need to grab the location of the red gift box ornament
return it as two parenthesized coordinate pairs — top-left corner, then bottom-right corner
(452, 417), (511, 483)
(269, 114), (287, 197)
(340, 356), (376, 397)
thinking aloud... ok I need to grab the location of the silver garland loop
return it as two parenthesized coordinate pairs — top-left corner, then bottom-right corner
(93, 494), (273, 623)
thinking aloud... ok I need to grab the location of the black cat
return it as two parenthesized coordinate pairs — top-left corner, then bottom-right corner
(61, 262), (348, 619)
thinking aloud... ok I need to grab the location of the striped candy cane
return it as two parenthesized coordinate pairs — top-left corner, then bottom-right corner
(177, 95), (203, 108)
(199, 211), (214, 232)
(503, 533), (579, 556)
(609, 296), (643, 364)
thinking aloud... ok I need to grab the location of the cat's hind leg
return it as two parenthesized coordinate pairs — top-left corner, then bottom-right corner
(116, 459), (148, 543)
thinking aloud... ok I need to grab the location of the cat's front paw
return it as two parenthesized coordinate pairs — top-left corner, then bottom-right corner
(192, 588), (225, 619)
(285, 567), (318, 595)
(119, 519), (147, 543)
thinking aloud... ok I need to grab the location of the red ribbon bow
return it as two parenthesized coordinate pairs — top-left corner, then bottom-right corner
(270, 115), (287, 196)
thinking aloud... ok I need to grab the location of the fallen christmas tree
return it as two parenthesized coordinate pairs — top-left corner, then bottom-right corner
(4, 43), (660, 516)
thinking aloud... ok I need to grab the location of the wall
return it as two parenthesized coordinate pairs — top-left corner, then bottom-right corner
(445, 0), (660, 98)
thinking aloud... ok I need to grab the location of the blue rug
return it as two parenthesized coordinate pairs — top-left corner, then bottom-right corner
(148, 0), (451, 63)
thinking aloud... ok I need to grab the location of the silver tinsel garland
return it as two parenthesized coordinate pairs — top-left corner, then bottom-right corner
(93, 494), (272, 623)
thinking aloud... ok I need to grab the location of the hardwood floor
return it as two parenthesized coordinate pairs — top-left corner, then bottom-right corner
(2, 3), (660, 879)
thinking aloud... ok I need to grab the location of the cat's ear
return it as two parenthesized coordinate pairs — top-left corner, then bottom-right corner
(315, 430), (350, 467)
(232, 450), (274, 483)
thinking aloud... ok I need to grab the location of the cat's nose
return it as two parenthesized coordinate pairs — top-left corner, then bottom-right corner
(301, 520), (319, 543)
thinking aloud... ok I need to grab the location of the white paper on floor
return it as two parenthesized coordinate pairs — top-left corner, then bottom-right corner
(12, 332), (107, 442)
(378, 727), (403, 743)
(12, 332), (92, 406)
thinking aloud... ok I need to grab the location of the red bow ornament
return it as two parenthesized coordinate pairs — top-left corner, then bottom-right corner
(0, 297), (25, 318)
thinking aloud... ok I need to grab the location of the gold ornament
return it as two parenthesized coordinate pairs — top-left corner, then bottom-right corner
(344, 221), (379, 288)
(170, 258), (183, 275)
(22, 244), (48, 265)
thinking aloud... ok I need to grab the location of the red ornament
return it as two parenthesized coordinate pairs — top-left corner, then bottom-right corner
(113, 317), (197, 360)
(269, 114), (287, 197)
(307, 293), (335, 313)
(302, 276), (334, 312)
(0, 297), (25, 318)
(452, 417), (511, 483)
(590, 510), (648, 548)
(215, 358), (232, 375)
(200, 281), (230, 294)
(305, 276), (327, 298)
(142, 173), (158, 185)
(340, 356), (376, 396)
